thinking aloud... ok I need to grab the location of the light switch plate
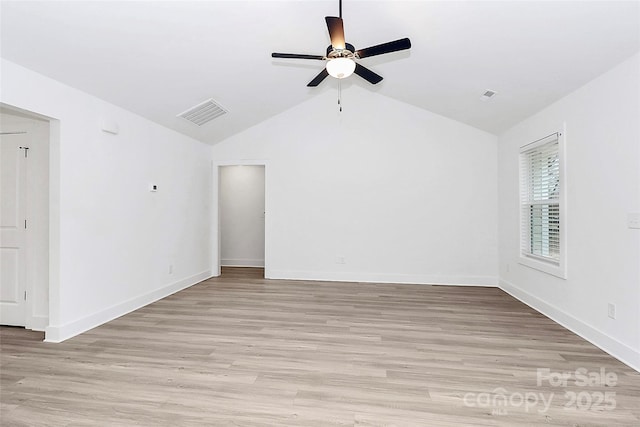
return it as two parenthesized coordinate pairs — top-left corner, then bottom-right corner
(608, 303), (616, 319)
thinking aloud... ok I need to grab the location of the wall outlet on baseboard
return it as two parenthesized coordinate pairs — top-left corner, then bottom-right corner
(607, 303), (616, 319)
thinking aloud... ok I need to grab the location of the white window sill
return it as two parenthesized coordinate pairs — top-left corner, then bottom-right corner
(519, 254), (567, 279)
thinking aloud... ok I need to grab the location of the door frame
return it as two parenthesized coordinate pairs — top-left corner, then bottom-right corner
(212, 160), (268, 277)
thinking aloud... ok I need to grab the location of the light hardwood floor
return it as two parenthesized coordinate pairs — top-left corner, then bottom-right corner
(1, 267), (639, 426)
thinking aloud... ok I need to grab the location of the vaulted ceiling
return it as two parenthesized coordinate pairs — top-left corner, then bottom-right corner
(1, 1), (638, 145)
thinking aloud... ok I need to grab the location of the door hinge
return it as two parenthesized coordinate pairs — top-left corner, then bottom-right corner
(19, 146), (29, 158)
(24, 219), (27, 229)
(24, 291), (27, 301)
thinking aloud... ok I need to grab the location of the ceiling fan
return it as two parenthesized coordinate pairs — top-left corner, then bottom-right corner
(271, 0), (411, 87)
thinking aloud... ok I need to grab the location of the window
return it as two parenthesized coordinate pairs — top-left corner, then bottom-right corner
(519, 132), (566, 278)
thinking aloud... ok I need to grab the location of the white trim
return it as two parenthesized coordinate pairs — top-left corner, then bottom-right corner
(268, 269), (498, 287)
(48, 119), (61, 331)
(519, 254), (564, 278)
(44, 270), (212, 343)
(500, 279), (640, 373)
(214, 159), (268, 167)
(221, 258), (265, 267)
(212, 159), (268, 279)
(519, 132), (559, 151)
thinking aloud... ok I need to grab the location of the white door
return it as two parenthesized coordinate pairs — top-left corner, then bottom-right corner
(0, 134), (27, 326)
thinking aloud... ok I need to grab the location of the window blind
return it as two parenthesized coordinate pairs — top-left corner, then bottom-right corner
(520, 133), (560, 264)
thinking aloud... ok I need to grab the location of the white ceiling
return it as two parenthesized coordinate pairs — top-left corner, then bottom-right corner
(1, 1), (639, 144)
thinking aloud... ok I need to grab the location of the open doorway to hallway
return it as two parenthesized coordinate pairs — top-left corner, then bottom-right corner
(218, 165), (265, 278)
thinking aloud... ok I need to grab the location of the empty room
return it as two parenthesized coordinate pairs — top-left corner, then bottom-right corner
(1, 0), (639, 425)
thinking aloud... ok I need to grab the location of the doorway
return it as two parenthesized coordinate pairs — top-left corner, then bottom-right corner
(218, 165), (266, 277)
(0, 106), (50, 330)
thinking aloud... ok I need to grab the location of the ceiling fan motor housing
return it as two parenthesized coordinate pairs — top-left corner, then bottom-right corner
(327, 43), (356, 59)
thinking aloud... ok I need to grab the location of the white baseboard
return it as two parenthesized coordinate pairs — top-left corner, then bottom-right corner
(221, 258), (264, 268)
(268, 269), (498, 287)
(44, 270), (212, 343)
(499, 279), (640, 373)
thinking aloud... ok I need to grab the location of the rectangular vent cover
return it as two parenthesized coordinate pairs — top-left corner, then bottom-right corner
(178, 98), (227, 126)
(482, 90), (496, 98)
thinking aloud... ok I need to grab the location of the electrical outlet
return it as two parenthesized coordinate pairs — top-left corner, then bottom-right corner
(336, 256), (346, 264)
(628, 213), (640, 229)
(168, 264), (173, 275)
(607, 303), (616, 319)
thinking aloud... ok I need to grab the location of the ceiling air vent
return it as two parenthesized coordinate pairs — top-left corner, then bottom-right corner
(480, 90), (497, 101)
(177, 98), (227, 126)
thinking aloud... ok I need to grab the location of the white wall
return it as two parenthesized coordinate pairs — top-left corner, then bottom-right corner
(0, 59), (213, 342)
(211, 85), (499, 286)
(498, 53), (640, 371)
(220, 165), (265, 267)
(0, 111), (50, 330)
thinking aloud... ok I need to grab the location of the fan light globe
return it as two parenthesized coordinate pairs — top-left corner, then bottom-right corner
(326, 58), (356, 79)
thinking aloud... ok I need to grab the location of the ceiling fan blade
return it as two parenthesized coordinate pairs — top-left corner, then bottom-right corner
(354, 63), (383, 85)
(307, 69), (329, 87)
(272, 53), (325, 60)
(325, 16), (346, 50)
(355, 38), (411, 59)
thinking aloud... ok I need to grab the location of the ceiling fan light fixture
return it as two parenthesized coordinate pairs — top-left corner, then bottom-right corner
(326, 57), (356, 79)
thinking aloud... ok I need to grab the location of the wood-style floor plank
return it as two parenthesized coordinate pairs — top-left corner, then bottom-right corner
(1, 267), (639, 426)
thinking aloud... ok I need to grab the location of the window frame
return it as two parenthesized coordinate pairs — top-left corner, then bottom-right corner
(518, 129), (567, 279)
